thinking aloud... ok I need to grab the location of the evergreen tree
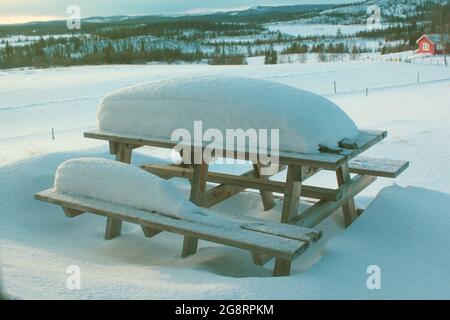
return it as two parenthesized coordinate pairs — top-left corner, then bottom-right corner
(264, 45), (277, 64)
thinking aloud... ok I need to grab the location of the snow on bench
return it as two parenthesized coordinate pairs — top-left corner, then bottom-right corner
(53, 158), (230, 227)
(97, 75), (359, 154)
(35, 158), (322, 276)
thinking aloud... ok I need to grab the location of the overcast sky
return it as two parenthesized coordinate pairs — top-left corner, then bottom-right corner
(0, 0), (352, 24)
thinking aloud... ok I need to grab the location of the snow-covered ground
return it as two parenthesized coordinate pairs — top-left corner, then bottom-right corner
(266, 23), (373, 37)
(1, 60), (449, 164)
(0, 34), (78, 48)
(1, 58), (449, 299)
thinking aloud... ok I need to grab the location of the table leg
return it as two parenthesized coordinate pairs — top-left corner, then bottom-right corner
(281, 165), (303, 223)
(182, 160), (208, 257)
(252, 163), (276, 211)
(336, 162), (358, 227)
(273, 258), (292, 276)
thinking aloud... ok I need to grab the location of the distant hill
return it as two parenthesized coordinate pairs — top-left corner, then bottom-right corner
(0, 0), (447, 36)
(0, 3), (339, 34)
(220, 4), (337, 16)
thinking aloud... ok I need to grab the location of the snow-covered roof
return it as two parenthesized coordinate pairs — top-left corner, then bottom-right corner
(97, 75), (359, 154)
(417, 34), (450, 44)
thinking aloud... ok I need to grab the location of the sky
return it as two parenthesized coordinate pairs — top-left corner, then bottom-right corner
(0, 0), (352, 24)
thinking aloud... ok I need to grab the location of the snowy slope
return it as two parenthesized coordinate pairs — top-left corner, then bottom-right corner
(322, 0), (446, 19)
(266, 23), (373, 37)
(1, 61), (449, 164)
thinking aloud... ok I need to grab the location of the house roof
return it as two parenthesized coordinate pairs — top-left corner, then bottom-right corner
(417, 34), (450, 44)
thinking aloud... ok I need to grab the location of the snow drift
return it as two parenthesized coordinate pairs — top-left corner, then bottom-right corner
(54, 158), (231, 227)
(97, 75), (359, 154)
(54, 158), (197, 217)
(2, 151), (450, 299)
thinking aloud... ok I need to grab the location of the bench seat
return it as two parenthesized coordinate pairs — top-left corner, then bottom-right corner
(35, 188), (321, 276)
(349, 157), (409, 178)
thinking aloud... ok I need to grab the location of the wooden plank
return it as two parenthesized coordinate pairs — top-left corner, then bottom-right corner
(349, 157), (409, 178)
(221, 209), (321, 267)
(84, 130), (349, 170)
(203, 184), (245, 208)
(241, 222), (321, 243)
(196, 165), (286, 208)
(143, 164), (286, 192)
(281, 166), (303, 223)
(85, 129), (387, 169)
(292, 175), (376, 228)
(273, 258), (292, 277)
(34, 189), (308, 260)
(336, 163), (358, 227)
(142, 164), (341, 201)
(340, 129), (388, 159)
(141, 226), (163, 238)
(249, 211), (323, 265)
(252, 163), (276, 211)
(62, 207), (84, 218)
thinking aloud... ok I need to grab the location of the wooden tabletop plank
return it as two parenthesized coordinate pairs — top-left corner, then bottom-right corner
(84, 129), (387, 170)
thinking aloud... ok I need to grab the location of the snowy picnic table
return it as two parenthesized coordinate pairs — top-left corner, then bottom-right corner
(84, 75), (409, 265)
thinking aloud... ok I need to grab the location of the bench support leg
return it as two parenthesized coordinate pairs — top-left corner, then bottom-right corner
(252, 163), (276, 211)
(281, 165), (303, 223)
(182, 159), (208, 257)
(252, 253), (274, 266)
(141, 226), (162, 238)
(105, 217), (122, 240)
(182, 236), (199, 258)
(62, 207), (84, 218)
(273, 258), (291, 277)
(336, 163), (358, 228)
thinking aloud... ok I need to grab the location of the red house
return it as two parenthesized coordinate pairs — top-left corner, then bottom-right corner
(416, 34), (449, 55)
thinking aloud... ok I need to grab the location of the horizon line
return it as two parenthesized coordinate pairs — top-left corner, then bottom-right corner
(0, 2), (346, 26)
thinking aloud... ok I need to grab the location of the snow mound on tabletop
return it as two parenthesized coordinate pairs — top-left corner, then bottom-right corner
(54, 158), (231, 227)
(97, 75), (359, 154)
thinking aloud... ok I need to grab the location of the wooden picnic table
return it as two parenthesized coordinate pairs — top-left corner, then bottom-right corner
(84, 128), (408, 265)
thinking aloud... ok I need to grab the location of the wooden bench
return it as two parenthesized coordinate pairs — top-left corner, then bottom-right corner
(35, 188), (322, 277)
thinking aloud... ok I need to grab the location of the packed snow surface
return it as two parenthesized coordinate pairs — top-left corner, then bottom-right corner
(1, 58), (450, 299)
(97, 75), (359, 153)
(2, 151), (450, 299)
